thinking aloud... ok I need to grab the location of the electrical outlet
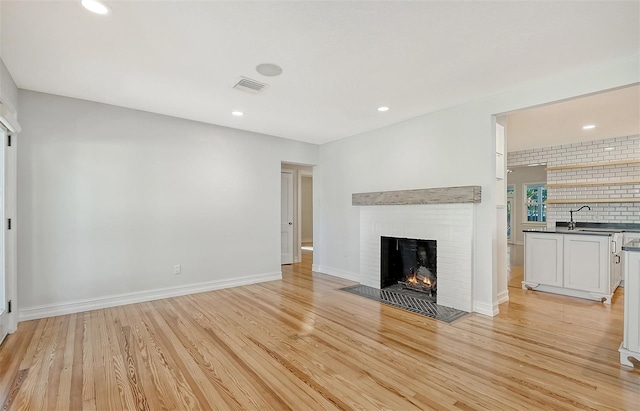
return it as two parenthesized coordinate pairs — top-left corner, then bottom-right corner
(174, 264), (181, 275)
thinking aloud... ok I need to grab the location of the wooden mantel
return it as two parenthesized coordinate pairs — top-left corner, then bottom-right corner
(352, 186), (482, 206)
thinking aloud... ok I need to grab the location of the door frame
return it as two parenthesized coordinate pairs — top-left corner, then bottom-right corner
(0, 124), (17, 341)
(507, 193), (515, 245)
(281, 169), (294, 265)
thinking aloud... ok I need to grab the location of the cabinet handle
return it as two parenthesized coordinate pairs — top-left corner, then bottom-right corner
(616, 255), (621, 264)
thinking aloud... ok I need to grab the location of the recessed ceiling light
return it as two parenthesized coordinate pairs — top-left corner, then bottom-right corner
(378, 106), (389, 112)
(81, 0), (111, 15)
(256, 63), (283, 77)
(582, 124), (596, 130)
(231, 111), (244, 117)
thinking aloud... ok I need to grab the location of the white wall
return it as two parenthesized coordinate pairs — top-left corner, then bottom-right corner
(314, 56), (639, 315)
(315, 104), (497, 314)
(0, 58), (18, 115)
(17, 90), (318, 317)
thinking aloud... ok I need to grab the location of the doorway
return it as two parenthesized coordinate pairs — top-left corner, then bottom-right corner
(299, 171), (313, 252)
(281, 163), (314, 266)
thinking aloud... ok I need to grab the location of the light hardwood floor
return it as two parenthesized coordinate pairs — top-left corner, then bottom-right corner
(0, 251), (638, 410)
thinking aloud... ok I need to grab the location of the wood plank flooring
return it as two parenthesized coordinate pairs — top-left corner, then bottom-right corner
(1, 251), (639, 410)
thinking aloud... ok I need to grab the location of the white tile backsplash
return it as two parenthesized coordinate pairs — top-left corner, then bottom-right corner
(508, 135), (640, 225)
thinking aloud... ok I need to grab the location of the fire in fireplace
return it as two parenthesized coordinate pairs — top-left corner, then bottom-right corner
(380, 236), (437, 299)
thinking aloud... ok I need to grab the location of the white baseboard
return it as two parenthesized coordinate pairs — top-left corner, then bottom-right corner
(312, 264), (361, 283)
(497, 290), (510, 304)
(473, 301), (499, 317)
(18, 271), (282, 322)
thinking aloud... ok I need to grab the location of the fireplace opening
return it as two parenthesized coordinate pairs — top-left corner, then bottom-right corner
(380, 236), (437, 300)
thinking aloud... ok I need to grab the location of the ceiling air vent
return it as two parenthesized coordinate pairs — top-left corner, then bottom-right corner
(233, 77), (268, 94)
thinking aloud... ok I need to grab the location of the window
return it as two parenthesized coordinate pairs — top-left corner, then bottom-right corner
(525, 183), (547, 222)
(506, 185), (515, 240)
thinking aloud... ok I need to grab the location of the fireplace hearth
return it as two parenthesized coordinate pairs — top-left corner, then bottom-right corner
(340, 284), (467, 323)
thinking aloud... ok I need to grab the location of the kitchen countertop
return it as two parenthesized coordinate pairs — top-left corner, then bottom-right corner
(556, 222), (640, 231)
(523, 227), (617, 236)
(524, 222), (640, 236)
(622, 240), (640, 252)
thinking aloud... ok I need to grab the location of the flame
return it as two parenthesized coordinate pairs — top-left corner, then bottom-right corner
(408, 273), (418, 284)
(423, 277), (431, 286)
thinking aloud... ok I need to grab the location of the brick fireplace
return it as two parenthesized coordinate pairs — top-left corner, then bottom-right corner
(353, 186), (480, 312)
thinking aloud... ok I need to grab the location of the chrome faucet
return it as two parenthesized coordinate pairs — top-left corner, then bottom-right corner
(568, 205), (591, 230)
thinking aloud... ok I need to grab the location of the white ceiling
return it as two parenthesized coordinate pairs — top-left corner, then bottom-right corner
(1, 1), (639, 145)
(507, 84), (640, 152)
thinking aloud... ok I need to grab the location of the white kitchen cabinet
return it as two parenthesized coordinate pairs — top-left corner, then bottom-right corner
(611, 252), (622, 291)
(524, 233), (563, 287)
(563, 235), (609, 294)
(523, 232), (620, 303)
(619, 246), (640, 367)
(621, 233), (640, 288)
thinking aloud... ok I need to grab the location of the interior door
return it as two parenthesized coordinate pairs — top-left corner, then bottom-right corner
(0, 129), (7, 345)
(281, 171), (294, 264)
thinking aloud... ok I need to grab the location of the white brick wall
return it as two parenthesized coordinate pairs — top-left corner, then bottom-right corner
(508, 135), (640, 225)
(508, 135), (640, 168)
(547, 203), (640, 224)
(359, 204), (473, 312)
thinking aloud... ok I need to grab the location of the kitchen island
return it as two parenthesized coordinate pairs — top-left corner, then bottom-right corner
(522, 222), (640, 303)
(620, 239), (640, 367)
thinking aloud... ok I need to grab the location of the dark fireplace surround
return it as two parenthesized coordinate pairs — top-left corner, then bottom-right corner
(380, 236), (437, 298)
